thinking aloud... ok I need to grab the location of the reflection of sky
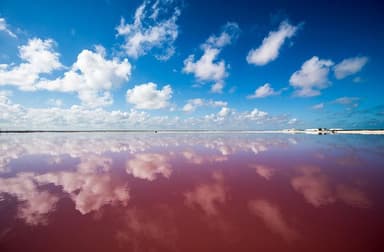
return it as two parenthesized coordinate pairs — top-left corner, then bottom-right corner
(0, 133), (383, 251)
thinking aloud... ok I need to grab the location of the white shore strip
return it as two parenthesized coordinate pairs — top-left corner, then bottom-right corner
(334, 130), (384, 135)
(157, 130), (384, 135)
(281, 129), (384, 135)
(156, 130), (286, 134)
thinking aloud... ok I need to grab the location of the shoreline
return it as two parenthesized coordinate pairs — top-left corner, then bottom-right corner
(1, 129), (384, 135)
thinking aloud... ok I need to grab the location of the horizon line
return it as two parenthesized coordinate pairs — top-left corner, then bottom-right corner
(1, 129), (384, 135)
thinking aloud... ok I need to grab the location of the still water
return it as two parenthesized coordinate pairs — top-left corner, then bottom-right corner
(0, 133), (383, 251)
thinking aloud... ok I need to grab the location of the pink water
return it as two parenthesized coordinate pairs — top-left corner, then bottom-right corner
(0, 133), (383, 251)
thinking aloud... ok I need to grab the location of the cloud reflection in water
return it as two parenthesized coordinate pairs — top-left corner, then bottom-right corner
(0, 133), (381, 251)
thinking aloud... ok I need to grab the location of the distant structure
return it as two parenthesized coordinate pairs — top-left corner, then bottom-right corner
(284, 128), (337, 135)
(305, 128), (333, 135)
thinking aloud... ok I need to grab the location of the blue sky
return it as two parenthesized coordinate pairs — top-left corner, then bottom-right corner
(0, 0), (383, 130)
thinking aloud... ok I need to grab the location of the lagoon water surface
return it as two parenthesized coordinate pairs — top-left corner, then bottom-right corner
(0, 133), (383, 251)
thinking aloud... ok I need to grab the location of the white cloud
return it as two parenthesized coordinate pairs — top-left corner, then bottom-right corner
(210, 100), (227, 107)
(0, 38), (62, 90)
(0, 90), (12, 104)
(47, 98), (63, 107)
(287, 118), (298, 125)
(0, 94), (296, 130)
(312, 103), (324, 110)
(0, 95), (150, 129)
(0, 91), (22, 124)
(183, 23), (239, 93)
(205, 23), (239, 48)
(126, 82), (172, 109)
(247, 83), (278, 98)
(0, 17), (17, 38)
(38, 46), (131, 107)
(182, 98), (227, 112)
(116, 0), (180, 60)
(193, 107), (295, 129)
(333, 97), (359, 105)
(182, 98), (204, 112)
(211, 81), (225, 93)
(289, 56), (334, 97)
(333, 56), (368, 79)
(0, 39), (130, 107)
(246, 21), (298, 66)
(217, 107), (230, 117)
(18, 39), (62, 73)
(183, 48), (226, 92)
(242, 108), (268, 120)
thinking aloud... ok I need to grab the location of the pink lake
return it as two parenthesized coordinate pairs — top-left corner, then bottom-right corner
(0, 133), (383, 251)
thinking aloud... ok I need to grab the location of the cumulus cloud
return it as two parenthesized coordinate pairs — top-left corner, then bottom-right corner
(126, 82), (172, 109)
(217, 107), (231, 117)
(0, 95), (151, 129)
(0, 93), (296, 130)
(0, 38), (62, 90)
(0, 17), (17, 38)
(182, 98), (227, 112)
(289, 56), (334, 97)
(183, 22), (240, 93)
(116, 0), (181, 60)
(183, 47), (226, 91)
(38, 46), (131, 107)
(182, 98), (204, 112)
(0, 39), (131, 107)
(0, 90), (22, 125)
(246, 21), (298, 66)
(247, 83), (278, 98)
(211, 81), (225, 93)
(183, 98), (204, 112)
(333, 56), (368, 79)
(0, 90), (12, 104)
(242, 108), (268, 120)
(195, 106), (295, 129)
